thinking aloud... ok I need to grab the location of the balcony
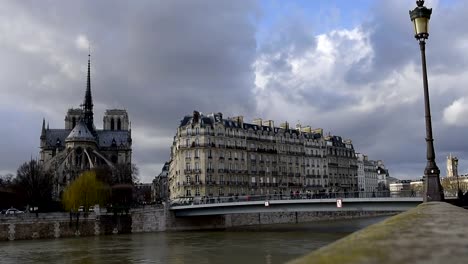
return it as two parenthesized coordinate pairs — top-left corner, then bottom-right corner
(183, 181), (193, 186)
(206, 168), (214, 173)
(184, 169), (192, 174)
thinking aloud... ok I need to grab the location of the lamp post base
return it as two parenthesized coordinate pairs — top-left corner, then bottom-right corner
(424, 172), (443, 202)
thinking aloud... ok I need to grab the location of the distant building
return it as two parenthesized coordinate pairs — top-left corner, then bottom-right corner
(356, 154), (380, 195)
(410, 180), (424, 196)
(153, 162), (170, 203)
(447, 153), (458, 178)
(389, 180), (412, 197)
(325, 136), (358, 194)
(376, 161), (390, 190)
(168, 111), (358, 200)
(39, 55), (132, 199)
(134, 183), (152, 205)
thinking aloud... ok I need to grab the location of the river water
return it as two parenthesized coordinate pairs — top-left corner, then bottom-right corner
(0, 216), (388, 264)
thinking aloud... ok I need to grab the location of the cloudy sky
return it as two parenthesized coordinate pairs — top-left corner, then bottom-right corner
(1, 0), (467, 182)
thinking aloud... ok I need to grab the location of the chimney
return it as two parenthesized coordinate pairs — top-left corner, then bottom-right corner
(296, 123), (302, 132)
(253, 118), (263, 126)
(280, 121), (289, 130)
(262, 120), (274, 128)
(193, 111), (200, 123)
(237, 116), (244, 125)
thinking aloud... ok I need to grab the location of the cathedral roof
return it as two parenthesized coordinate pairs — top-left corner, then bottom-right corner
(65, 121), (96, 143)
(97, 130), (131, 147)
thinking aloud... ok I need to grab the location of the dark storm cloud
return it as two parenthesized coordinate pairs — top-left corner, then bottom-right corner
(0, 0), (258, 181)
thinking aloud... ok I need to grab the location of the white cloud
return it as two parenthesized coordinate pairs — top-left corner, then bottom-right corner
(75, 34), (89, 51)
(443, 97), (468, 126)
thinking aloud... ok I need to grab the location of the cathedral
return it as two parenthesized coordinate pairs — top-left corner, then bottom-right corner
(39, 54), (132, 199)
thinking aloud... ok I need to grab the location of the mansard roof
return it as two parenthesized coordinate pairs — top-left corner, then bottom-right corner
(178, 111), (322, 139)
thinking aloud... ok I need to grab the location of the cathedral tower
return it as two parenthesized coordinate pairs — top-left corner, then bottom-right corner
(447, 153), (458, 177)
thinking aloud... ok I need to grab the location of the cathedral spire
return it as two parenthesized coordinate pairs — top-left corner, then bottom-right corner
(41, 118), (46, 139)
(83, 51), (94, 133)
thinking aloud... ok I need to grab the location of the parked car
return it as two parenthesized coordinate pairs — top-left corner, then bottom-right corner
(5, 208), (24, 215)
(78, 206), (95, 212)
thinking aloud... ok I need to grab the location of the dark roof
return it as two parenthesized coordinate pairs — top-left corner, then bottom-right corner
(44, 129), (71, 147)
(97, 130), (131, 147)
(43, 128), (130, 148)
(65, 121), (95, 143)
(178, 112), (322, 139)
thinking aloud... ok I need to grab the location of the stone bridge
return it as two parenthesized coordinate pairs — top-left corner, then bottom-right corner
(170, 197), (423, 217)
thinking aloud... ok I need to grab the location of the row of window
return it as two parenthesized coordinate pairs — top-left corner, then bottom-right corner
(183, 149), (326, 164)
(182, 126), (325, 144)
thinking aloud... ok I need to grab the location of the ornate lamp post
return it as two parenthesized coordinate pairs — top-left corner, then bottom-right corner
(410, 0), (443, 202)
(454, 158), (462, 198)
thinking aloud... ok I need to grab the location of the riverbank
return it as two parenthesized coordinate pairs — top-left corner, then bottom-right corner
(0, 216), (390, 264)
(1, 204), (400, 241)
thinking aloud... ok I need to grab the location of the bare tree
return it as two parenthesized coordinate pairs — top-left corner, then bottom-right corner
(0, 173), (14, 188)
(111, 163), (139, 185)
(16, 160), (54, 210)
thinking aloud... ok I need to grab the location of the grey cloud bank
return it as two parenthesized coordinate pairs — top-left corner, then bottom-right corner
(1, 0), (467, 182)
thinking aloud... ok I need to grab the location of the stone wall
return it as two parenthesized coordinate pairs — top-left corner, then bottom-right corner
(0, 205), (399, 241)
(225, 211), (398, 228)
(131, 207), (166, 232)
(0, 212), (133, 241)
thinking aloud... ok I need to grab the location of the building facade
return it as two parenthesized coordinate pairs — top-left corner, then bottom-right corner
(168, 111), (358, 200)
(389, 180), (412, 197)
(325, 136), (358, 194)
(39, 55), (132, 199)
(356, 154), (379, 195)
(153, 162), (170, 203)
(447, 153), (458, 178)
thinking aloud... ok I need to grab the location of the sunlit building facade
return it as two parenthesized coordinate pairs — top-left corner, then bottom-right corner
(168, 111), (358, 200)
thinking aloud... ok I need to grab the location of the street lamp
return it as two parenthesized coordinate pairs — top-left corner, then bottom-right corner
(454, 158), (462, 198)
(409, 0), (444, 202)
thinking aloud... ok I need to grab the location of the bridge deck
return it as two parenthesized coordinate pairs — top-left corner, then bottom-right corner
(171, 197), (423, 216)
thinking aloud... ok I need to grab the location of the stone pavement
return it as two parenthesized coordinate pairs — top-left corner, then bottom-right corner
(289, 202), (468, 264)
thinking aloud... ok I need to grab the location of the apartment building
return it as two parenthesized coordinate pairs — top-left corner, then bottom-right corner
(168, 111), (357, 200)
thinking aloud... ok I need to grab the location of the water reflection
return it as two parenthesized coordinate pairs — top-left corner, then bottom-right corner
(0, 216), (389, 264)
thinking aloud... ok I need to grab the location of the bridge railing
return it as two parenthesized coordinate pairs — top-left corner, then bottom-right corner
(170, 191), (422, 207)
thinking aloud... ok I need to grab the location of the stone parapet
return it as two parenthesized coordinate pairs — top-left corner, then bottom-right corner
(289, 202), (468, 264)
